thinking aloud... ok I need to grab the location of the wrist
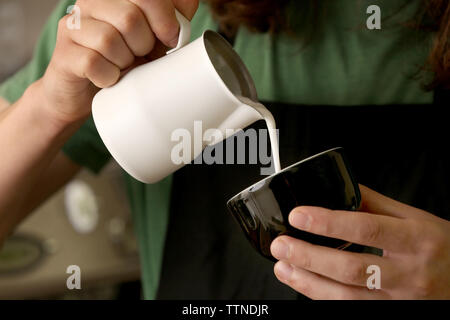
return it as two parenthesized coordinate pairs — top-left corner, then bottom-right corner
(20, 80), (85, 144)
(24, 79), (85, 136)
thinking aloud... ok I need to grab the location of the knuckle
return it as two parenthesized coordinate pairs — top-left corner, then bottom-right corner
(420, 224), (447, 259)
(98, 27), (117, 52)
(294, 252), (312, 270)
(82, 51), (101, 72)
(358, 217), (381, 243)
(342, 258), (366, 284)
(421, 240), (441, 261)
(118, 7), (141, 34)
(155, 20), (179, 42)
(315, 215), (331, 235)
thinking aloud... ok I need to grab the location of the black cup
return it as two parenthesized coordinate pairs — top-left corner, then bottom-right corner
(227, 147), (361, 261)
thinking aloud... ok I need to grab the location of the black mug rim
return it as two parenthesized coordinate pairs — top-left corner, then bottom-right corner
(227, 146), (344, 204)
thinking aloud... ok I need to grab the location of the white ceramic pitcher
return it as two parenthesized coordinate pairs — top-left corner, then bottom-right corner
(92, 11), (262, 183)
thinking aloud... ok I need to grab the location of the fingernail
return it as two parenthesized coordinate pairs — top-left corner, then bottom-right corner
(168, 27), (180, 48)
(271, 239), (289, 260)
(290, 209), (312, 230)
(169, 37), (179, 48)
(275, 261), (293, 281)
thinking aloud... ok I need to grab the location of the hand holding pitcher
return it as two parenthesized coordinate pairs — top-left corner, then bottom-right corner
(39, 0), (199, 126)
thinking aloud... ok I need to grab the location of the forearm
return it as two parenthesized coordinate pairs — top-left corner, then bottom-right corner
(0, 79), (84, 239)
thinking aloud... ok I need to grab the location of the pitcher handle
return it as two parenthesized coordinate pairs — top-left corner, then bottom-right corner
(166, 9), (191, 54)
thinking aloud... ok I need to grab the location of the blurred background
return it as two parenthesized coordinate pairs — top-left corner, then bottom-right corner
(0, 0), (142, 299)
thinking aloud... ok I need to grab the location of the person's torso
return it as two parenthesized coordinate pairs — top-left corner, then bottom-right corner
(127, 0), (438, 299)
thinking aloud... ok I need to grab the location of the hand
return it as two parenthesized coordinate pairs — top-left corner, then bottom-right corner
(40, 0), (199, 125)
(270, 185), (450, 299)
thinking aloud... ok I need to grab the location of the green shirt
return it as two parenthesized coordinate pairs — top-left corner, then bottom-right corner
(0, 0), (432, 299)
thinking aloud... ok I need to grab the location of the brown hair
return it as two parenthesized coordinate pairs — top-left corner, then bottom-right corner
(419, 0), (450, 89)
(207, 0), (450, 90)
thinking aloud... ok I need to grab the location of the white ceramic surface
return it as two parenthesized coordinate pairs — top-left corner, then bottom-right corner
(92, 11), (261, 183)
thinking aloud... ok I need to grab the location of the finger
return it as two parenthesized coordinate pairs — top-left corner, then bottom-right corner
(359, 185), (438, 220)
(289, 206), (419, 253)
(274, 261), (390, 300)
(172, 0), (199, 20)
(65, 42), (121, 88)
(68, 18), (134, 70)
(83, 0), (155, 56)
(129, 0), (181, 47)
(271, 236), (400, 289)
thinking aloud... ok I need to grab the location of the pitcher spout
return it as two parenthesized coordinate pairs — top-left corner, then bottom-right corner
(218, 103), (264, 139)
